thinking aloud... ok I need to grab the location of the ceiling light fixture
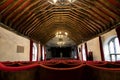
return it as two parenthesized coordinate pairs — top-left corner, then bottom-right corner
(57, 38), (65, 47)
(48, 0), (76, 6)
(55, 31), (68, 38)
(57, 41), (65, 46)
(55, 31), (68, 47)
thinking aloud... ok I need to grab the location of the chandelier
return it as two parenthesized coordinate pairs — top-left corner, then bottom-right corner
(57, 41), (65, 46)
(55, 31), (68, 38)
(48, 0), (76, 6)
(55, 31), (68, 47)
(57, 38), (65, 47)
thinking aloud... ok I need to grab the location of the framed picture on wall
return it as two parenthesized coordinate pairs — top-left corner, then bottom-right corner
(17, 45), (24, 53)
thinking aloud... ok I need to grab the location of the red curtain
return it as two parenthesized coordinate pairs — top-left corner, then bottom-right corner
(80, 45), (83, 61)
(85, 43), (88, 60)
(37, 44), (39, 61)
(99, 36), (105, 61)
(44, 46), (46, 61)
(76, 46), (79, 60)
(30, 40), (33, 61)
(116, 25), (120, 44)
(40, 44), (43, 61)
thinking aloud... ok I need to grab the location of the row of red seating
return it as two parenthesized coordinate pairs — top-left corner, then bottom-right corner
(0, 60), (120, 80)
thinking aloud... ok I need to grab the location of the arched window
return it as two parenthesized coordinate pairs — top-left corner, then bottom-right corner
(32, 43), (38, 61)
(82, 44), (86, 61)
(108, 37), (120, 61)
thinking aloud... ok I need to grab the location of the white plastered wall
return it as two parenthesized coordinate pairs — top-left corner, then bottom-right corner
(87, 37), (101, 61)
(0, 26), (30, 61)
(78, 29), (117, 61)
(101, 29), (117, 61)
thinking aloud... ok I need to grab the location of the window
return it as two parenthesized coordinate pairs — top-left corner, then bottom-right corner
(32, 43), (38, 61)
(108, 37), (120, 61)
(82, 44), (86, 61)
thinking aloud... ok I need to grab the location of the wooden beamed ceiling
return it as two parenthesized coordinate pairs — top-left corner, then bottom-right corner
(0, 0), (120, 44)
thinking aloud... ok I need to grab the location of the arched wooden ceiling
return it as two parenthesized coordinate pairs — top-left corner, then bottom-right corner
(0, 0), (120, 45)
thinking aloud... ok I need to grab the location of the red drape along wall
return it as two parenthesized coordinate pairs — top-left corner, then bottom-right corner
(85, 43), (88, 60)
(37, 44), (40, 61)
(81, 45), (83, 61)
(40, 44), (43, 61)
(43, 46), (46, 61)
(116, 25), (120, 45)
(76, 46), (80, 60)
(99, 36), (105, 61)
(30, 40), (33, 61)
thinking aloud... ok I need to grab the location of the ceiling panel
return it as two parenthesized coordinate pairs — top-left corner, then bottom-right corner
(0, 0), (120, 45)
